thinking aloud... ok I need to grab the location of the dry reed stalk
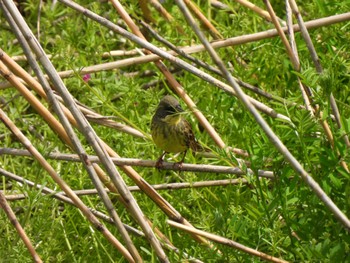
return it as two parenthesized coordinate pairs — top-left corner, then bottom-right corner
(168, 220), (289, 263)
(0, 168), (145, 238)
(0, 147), (274, 177)
(148, 0), (174, 22)
(284, 1), (314, 113)
(0, 108), (135, 262)
(110, 0), (221, 251)
(183, 0), (222, 39)
(287, 0), (349, 173)
(0, 49), (146, 138)
(139, 20), (223, 76)
(1, 5), (143, 261)
(109, 0), (226, 151)
(174, 0), (350, 232)
(0, 191), (43, 263)
(55, 178), (249, 195)
(2, 193), (27, 201)
(234, 0), (276, 23)
(0, 12), (349, 91)
(1, 167), (204, 262)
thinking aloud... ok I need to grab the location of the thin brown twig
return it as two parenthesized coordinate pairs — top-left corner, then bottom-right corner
(148, 0), (173, 22)
(0, 167), (204, 263)
(1, 5), (143, 260)
(265, 0), (313, 115)
(0, 168), (144, 237)
(1, 12), (349, 92)
(167, 220), (289, 263)
(330, 94), (350, 147)
(210, 0), (231, 11)
(174, 0), (350, 232)
(109, 0), (222, 252)
(234, 0), (282, 23)
(0, 191), (43, 263)
(0, 49), (146, 138)
(0, 147), (274, 178)
(0, 108), (135, 262)
(183, 0), (222, 39)
(4, 178), (249, 198)
(139, 20), (223, 76)
(287, 0), (349, 173)
(2, 193), (27, 201)
(59, 178), (249, 194)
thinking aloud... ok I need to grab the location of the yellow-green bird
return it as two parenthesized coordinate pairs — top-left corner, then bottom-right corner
(151, 95), (202, 166)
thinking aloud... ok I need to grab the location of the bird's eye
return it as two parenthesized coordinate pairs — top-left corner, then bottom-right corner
(165, 105), (176, 114)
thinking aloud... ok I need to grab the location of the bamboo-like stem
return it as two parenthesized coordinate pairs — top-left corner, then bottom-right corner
(2, 193), (27, 201)
(287, 0), (349, 173)
(0, 49), (146, 139)
(148, 0), (174, 22)
(1, 12), (349, 91)
(0, 167), (145, 237)
(0, 48), (291, 120)
(2, 2), (209, 259)
(0, 109), (134, 262)
(113, 0), (220, 251)
(0, 3), (142, 261)
(0, 147), (274, 178)
(167, 220), (289, 263)
(210, 0), (228, 10)
(139, 20), (223, 76)
(288, 0), (322, 72)
(330, 94), (350, 147)
(266, 0), (313, 115)
(183, 0), (222, 39)
(0, 191), (43, 263)
(55, 178), (249, 195)
(174, 0), (350, 231)
(264, 0), (299, 70)
(109, 0), (226, 151)
(59, 0), (291, 142)
(8, 48), (144, 62)
(0, 167), (205, 262)
(234, 0), (279, 23)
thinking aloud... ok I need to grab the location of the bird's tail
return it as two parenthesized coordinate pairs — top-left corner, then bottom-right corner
(190, 139), (210, 153)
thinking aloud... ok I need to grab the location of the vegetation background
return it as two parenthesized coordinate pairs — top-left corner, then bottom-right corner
(1, 0), (349, 262)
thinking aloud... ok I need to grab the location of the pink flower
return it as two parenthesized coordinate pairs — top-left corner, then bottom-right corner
(83, 74), (91, 82)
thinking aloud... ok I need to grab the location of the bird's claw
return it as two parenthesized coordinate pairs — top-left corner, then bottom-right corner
(173, 161), (184, 170)
(155, 158), (164, 169)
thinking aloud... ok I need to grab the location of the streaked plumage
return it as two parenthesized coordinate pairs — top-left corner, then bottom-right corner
(151, 95), (202, 166)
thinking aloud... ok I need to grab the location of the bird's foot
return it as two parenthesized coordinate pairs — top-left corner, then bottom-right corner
(173, 150), (187, 170)
(155, 158), (164, 169)
(173, 161), (184, 170)
(155, 152), (167, 169)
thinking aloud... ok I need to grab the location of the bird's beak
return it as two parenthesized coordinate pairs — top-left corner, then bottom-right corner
(175, 105), (184, 112)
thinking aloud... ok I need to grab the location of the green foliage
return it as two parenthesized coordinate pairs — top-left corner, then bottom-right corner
(1, 0), (350, 262)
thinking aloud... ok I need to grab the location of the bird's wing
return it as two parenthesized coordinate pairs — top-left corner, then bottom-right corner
(183, 119), (204, 152)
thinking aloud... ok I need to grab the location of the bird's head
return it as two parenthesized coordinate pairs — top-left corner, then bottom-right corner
(153, 95), (185, 125)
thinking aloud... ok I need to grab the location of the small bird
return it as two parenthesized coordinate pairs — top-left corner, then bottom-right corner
(151, 95), (203, 167)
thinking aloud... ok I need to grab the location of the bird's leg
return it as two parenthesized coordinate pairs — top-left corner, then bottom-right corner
(155, 151), (167, 169)
(174, 150), (187, 170)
